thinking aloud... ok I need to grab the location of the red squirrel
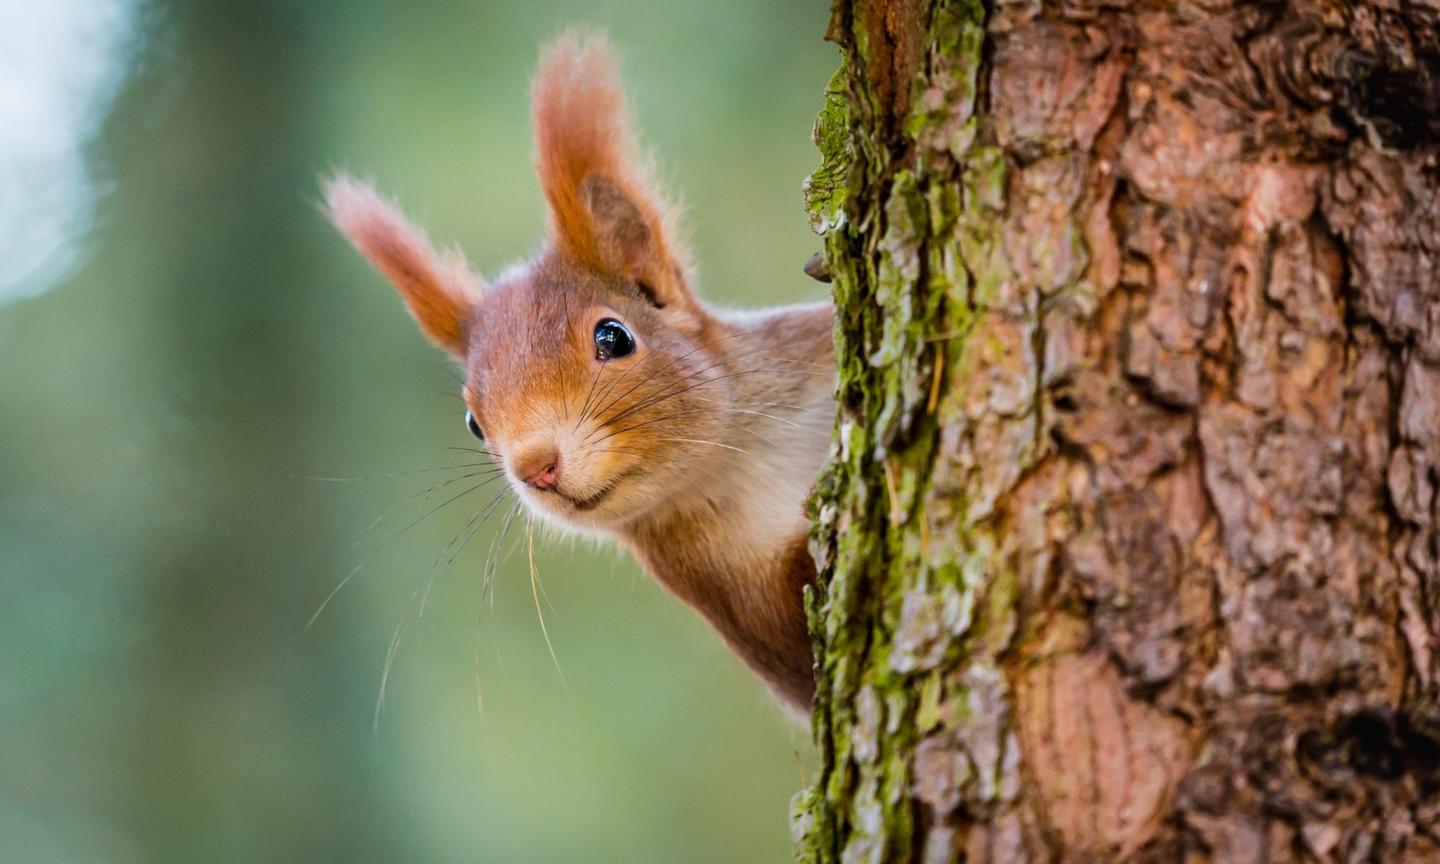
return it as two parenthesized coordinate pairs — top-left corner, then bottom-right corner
(323, 34), (834, 713)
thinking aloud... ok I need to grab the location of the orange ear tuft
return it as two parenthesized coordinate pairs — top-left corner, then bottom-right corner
(531, 33), (692, 309)
(323, 175), (482, 356)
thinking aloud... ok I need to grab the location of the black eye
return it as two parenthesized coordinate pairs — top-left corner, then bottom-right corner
(593, 318), (636, 360)
(465, 410), (485, 441)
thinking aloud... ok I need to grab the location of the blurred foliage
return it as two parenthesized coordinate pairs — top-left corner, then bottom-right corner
(0, 1), (836, 861)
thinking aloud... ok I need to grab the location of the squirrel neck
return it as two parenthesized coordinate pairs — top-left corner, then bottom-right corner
(617, 300), (834, 711)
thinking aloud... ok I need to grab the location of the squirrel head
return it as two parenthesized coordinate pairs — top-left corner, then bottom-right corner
(325, 34), (740, 531)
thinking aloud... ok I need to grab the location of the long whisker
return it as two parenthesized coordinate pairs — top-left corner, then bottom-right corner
(573, 343), (659, 432)
(656, 436), (751, 455)
(573, 356), (610, 430)
(526, 516), (570, 699)
(472, 500), (521, 723)
(305, 471), (504, 631)
(416, 485), (513, 617)
(582, 335), (833, 441)
(585, 331), (752, 426)
(445, 445), (501, 459)
(695, 405), (802, 427)
(584, 355), (765, 435)
(586, 366), (816, 443)
(484, 501), (524, 602)
(582, 410), (726, 449)
(348, 467), (506, 552)
(576, 331), (744, 436)
(474, 500), (524, 718)
(374, 618), (408, 733)
(390, 473), (507, 540)
(307, 561), (368, 634)
(582, 402), (829, 453)
(293, 462), (492, 482)
(584, 445), (649, 458)
(694, 394), (816, 413)
(375, 482), (513, 734)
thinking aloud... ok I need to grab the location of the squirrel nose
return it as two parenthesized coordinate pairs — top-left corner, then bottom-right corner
(513, 446), (561, 490)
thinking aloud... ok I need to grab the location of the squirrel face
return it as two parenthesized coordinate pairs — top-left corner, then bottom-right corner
(460, 258), (733, 530)
(325, 33), (737, 534)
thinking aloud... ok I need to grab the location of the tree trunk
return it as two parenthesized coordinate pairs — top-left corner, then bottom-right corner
(794, 1), (1440, 861)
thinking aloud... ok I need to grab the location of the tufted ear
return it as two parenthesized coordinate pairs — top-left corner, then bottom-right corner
(531, 33), (695, 311)
(323, 175), (483, 357)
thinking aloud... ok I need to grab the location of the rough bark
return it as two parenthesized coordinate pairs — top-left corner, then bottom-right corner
(795, 1), (1440, 861)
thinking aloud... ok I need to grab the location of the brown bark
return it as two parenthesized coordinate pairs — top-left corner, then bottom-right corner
(797, 1), (1440, 861)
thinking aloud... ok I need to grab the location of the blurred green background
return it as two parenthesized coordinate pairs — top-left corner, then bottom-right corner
(0, 2), (836, 861)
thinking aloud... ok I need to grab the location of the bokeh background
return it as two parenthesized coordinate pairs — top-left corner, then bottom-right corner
(0, 2), (836, 861)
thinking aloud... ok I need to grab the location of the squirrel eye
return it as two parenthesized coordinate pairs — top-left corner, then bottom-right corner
(593, 318), (636, 360)
(465, 410), (485, 441)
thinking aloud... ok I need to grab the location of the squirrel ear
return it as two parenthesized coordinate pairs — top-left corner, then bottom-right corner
(323, 175), (482, 357)
(531, 33), (694, 311)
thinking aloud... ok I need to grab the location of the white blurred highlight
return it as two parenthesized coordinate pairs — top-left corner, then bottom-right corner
(0, 0), (140, 303)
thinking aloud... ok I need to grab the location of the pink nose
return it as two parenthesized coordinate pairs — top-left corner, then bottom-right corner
(513, 446), (560, 490)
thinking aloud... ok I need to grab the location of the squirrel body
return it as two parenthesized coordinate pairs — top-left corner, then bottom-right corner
(325, 35), (833, 712)
(622, 301), (832, 709)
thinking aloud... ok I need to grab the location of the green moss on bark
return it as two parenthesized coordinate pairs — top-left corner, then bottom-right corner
(797, 1), (997, 861)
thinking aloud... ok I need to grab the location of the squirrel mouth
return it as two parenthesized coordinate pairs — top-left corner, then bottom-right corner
(566, 487), (612, 511)
(558, 469), (636, 512)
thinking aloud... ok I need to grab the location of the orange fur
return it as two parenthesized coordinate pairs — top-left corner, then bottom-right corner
(323, 175), (483, 355)
(531, 34), (691, 309)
